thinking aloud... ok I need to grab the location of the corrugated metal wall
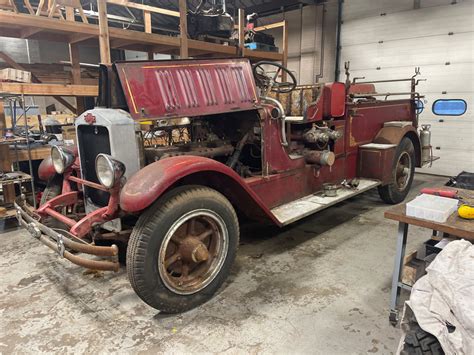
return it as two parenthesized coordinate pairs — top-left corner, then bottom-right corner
(340, 0), (474, 176)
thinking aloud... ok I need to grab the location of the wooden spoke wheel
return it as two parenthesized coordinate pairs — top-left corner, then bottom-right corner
(158, 210), (229, 295)
(395, 151), (412, 191)
(378, 137), (416, 204)
(127, 186), (239, 313)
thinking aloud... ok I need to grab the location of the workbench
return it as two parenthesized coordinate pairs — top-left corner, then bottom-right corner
(384, 187), (474, 325)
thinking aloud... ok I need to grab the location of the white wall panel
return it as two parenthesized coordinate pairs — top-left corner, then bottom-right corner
(341, 1), (473, 46)
(341, 0), (474, 176)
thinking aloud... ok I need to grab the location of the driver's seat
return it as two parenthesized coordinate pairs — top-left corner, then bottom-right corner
(267, 85), (321, 123)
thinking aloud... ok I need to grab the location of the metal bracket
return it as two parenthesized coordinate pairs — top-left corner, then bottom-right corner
(16, 207), (22, 227)
(389, 310), (399, 326)
(27, 222), (41, 239)
(56, 234), (65, 258)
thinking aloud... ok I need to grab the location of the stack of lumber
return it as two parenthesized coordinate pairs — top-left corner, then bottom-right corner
(0, 63), (99, 85)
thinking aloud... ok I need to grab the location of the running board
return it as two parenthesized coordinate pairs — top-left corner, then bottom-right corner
(271, 179), (381, 225)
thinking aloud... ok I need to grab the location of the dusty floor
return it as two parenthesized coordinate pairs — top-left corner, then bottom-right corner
(0, 174), (447, 354)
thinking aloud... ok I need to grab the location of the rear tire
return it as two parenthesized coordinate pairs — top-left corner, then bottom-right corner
(402, 323), (444, 355)
(127, 186), (239, 313)
(378, 137), (415, 204)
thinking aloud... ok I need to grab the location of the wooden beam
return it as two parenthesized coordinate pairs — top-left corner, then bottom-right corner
(68, 33), (96, 44)
(238, 8), (245, 56)
(179, 0), (188, 59)
(23, 0), (35, 15)
(254, 21), (286, 32)
(242, 48), (283, 61)
(0, 12), (284, 62)
(0, 82), (98, 96)
(187, 39), (235, 55)
(97, 0), (111, 64)
(282, 20), (288, 81)
(106, 0), (180, 17)
(69, 42), (85, 113)
(109, 39), (132, 48)
(65, 5), (74, 21)
(143, 10), (152, 33)
(20, 27), (43, 39)
(0, 101), (15, 204)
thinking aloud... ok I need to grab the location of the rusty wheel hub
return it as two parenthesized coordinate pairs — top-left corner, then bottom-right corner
(179, 237), (209, 263)
(395, 151), (412, 190)
(158, 209), (229, 295)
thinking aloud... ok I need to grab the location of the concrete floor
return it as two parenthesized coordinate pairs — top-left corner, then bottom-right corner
(0, 174), (447, 354)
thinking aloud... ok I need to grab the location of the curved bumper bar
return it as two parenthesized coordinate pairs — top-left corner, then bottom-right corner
(15, 202), (120, 272)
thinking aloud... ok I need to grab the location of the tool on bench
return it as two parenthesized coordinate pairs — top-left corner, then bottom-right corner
(458, 204), (474, 219)
(420, 188), (459, 199)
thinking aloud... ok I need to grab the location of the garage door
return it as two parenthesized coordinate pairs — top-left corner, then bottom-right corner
(340, 0), (474, 176)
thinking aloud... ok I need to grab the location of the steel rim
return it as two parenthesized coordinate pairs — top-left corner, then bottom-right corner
(395, 151), (412, 190)
(158, 209), (229, 295)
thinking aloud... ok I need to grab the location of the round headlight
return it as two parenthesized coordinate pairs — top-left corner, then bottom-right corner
(95, 154), (126, 188)
(51, 146), (74, 174)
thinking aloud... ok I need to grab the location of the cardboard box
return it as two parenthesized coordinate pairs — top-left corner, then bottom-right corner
(62, 125), (76, 145)
(0, 68), (32, 83)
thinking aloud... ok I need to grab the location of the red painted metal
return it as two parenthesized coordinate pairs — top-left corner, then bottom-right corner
(70, 206), (108, 238)
(358, 146), (396, 184)
(323, 82), (346, 117)
(119, 155), (280, 224)
(420, 188), (458, 199)
(115, 58), (259, 121)
(68, 175), (108, 192)
(348, 83), (376, 95)
(84, 112), (96, 124)
(32, 60), (422, 235)
(38, 156), (56, 181)
(37, 191), (80, 214)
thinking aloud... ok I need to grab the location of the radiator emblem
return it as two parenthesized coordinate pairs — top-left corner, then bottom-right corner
(84, 113), (96, 124)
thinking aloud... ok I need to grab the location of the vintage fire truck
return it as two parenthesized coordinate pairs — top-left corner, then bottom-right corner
(16, 58), (430, 313)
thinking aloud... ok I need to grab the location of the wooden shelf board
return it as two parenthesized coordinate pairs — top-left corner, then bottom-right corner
(0, 82), (98, 96)
(0, 12), (283, 61)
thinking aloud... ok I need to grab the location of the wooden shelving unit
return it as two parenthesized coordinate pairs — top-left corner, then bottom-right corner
(0, 1), (287, 106)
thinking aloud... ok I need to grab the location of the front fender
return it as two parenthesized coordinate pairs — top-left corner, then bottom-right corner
(120, 156), (280, 225)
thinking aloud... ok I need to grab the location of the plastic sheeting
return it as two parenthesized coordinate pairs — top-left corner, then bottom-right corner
(399, 240), (474, 354)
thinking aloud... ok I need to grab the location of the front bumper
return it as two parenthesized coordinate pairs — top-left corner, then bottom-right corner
(15, 202), (120, 272)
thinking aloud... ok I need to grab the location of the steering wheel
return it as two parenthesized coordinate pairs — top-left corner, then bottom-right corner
(252, 61), (297, 94)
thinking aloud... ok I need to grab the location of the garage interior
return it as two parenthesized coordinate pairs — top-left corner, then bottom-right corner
(0, 0), (473, 354)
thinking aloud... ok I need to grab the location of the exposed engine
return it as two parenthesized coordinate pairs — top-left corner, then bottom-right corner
(142, 112), (262, 178)
(141, 111), (343, 178)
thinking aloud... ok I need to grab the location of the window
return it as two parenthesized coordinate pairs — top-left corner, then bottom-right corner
(432, 99), (467, 116)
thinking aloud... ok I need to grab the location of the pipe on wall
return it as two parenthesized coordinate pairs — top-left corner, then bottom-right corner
(314, 4), (326, 83)
(334, 0), (343, 81)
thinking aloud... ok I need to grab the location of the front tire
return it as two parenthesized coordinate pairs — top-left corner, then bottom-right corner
(40, 175), (62, 206)
(378, 137), (416, 204)
(127, 186), (239, 313)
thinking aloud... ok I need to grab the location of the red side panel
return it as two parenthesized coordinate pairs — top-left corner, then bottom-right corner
(323, 82), (346, 118)
(119, 156), (280, 225)
(348, 83), (376, 95)
(115, 58), (259, 120)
